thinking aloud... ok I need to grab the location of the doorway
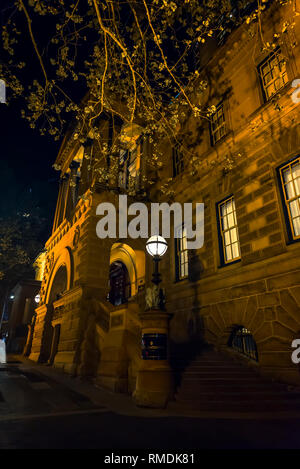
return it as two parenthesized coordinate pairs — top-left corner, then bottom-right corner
(108, 261), (131, 306)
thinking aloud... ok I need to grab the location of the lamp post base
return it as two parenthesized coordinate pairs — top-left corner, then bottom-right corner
(134, 309), (174, 409)
(134, 366), (174, 408)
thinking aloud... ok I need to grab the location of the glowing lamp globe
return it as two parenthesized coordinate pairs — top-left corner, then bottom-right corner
(35, 294), (41, 304)
(146, 236), (168, 258)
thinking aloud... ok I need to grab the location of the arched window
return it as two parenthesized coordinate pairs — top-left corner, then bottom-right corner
(108, 261), (131, 306)
(228, 325), (258, 361)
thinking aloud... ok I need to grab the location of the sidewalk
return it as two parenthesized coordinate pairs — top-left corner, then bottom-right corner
(9, 354), (300, 420)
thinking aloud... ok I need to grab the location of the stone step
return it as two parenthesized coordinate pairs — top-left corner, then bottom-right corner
(180, 376), (265, 383)
(173, 349), (298, 413)
(174, 364), (256, 371)
(175, 391), (300, 402)
(178, 370), (258, 378)
(177, 383), (288, 394)
(172, 358), (234, 365)
(172, 400), (300, 412)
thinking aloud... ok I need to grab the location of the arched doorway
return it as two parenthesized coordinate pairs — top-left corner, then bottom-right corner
(48, 265), (68, 303)
(108, 261), (131, 306)
(45, 264), (68, 363)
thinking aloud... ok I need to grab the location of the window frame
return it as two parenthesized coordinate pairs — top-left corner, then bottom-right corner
(258, 47), (288, 102)
(209, 101), (227, 146)
(118, 137), (142, 190)
(277, 156), (300, 244)
(172, 146), (184, 177)
(216, 195), (241, 266)
(175, 224), (189, 281)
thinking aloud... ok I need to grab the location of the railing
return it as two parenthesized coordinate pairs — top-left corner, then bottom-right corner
(228, 326), (258, 361)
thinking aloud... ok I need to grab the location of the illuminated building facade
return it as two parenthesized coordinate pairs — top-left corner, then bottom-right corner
(29, 2), (300, 397)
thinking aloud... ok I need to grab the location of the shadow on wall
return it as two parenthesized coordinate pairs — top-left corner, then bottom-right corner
(168, 252), (208, 389)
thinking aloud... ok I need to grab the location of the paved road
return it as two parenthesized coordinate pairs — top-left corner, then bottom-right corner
(1, 360), (300, 449)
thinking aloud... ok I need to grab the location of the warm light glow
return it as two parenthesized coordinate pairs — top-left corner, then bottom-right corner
(146, 236), (168, 257)
(33, 251), (47, 282)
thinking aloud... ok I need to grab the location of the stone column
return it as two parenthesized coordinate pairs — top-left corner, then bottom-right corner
(23, 313), (36, 357)
(134, 309), (173, 408)
(29, 304), (52, 363)
(48, 324), (61, 365)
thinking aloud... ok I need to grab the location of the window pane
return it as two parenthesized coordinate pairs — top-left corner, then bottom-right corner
(218, 196), (240, 264)
(183, 250), (188, 264)
(292, 163), (300, 179)
(294, 178), (300, 196)
(232, 242), (240, 259)
(222, 216), (228, 230)
(230, 228), (237, 243)
(226, 200), (233, 214)
(289, 200), (300, 218)
(225, 245), (232, 261)
(180, 252), (185, 266)
(280, 159), (300, 240)
(285, 181), (295, 199)
(292, 217), (300, 237)
(224, 230), (231, 246)
(177, 225), (188, 278)
(211, 103), (226, 144)
(260, 49), (287, 101)
(220, 204), (227, 217)
(283, 167), (292, 182)
(227, 212), (234, 228)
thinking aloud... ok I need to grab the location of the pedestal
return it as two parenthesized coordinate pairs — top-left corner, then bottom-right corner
(134, 309), (173, 408)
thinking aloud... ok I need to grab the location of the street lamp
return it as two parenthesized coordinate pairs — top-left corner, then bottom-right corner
(136, 235), (173, 408)
(146, 235), (168, 285)
(34, 294), (40, 304)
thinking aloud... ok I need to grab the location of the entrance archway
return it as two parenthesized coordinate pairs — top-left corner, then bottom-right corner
(45, 264), (68, 363)
(48, 264), (68, 303)
(108, 261), (131, 306)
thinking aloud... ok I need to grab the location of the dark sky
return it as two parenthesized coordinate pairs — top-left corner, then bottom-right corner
(0, 99), (60, 232)
(0, 1), (63, 241)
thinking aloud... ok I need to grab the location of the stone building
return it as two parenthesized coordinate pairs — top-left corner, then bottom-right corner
(4, 252), (45, 353)
(29, 1), (300, 401)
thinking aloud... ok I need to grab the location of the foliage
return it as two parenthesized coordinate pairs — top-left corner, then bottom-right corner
(1, 1), (260, 139)
(0, 211), (46, 293)
(0, 0), (297, 193)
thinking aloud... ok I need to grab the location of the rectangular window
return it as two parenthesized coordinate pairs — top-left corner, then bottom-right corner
(259, 48), (288, 101)
(119, 149), (129, 189)
(279, 157), (300, 241)
(217, 196), (241, 265)
(173, 147), (184, 177)
(175, 225), (189, 280)
(119, 142), (141, 190)
(210, 102), (226, 145)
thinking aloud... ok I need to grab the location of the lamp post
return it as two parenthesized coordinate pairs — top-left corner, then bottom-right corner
(134, 235), (173, 409)
(146, 235), (168, 286)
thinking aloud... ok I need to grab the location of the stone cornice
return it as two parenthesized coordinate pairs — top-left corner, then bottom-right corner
(45, 191), (92, 252)
(172, 85), (300, 189)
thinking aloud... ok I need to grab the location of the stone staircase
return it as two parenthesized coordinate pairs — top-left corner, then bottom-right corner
(171, 347), (300, 412)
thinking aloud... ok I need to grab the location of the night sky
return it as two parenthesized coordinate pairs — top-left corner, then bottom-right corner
(0, 99), (60, 234)
(0, 1), (63, 241)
